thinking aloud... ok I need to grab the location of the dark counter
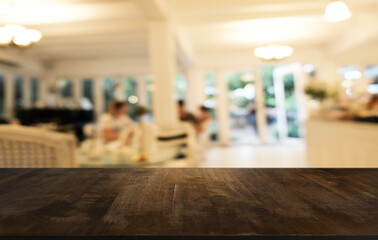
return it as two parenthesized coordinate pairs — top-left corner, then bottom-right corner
(0, 169), (377, 239)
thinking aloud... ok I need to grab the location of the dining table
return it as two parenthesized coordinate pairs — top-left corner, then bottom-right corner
(0, 168), (377, 239)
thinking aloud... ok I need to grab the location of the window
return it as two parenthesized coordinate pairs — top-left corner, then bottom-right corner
(57, 78), (73, 98)
(227, 72), (259, 143)
(82, 79), (94, 104)
(103, 78), (116, 111)
(338, 65), (361, 97)
(365, 65), (378, 94)
(123, 77), (137, 103)
(204, 72), (218, 142)
(123, 77), (138, 119)
(176, 73), (186, 100)
(14, 76), (23, 108)
(30, 78), (39, 105)
(146, 76), (153, 114)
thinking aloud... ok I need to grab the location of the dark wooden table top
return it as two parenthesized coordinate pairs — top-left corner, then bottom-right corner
(0, 169), (377, 239)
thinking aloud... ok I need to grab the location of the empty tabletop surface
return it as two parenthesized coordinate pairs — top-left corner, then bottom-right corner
(0, 168), (377, 239)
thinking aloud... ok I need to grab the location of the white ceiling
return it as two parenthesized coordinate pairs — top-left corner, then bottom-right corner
(1, 0), (377, 62)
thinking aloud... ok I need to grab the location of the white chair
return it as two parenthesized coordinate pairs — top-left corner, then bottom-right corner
(141, 122), (198, 167)
(0, 125), (77, 168)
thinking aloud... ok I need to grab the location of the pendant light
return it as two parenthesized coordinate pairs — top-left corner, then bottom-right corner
(324, 1), (351, 22)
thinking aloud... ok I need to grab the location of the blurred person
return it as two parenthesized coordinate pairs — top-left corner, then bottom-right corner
(178, 100), (199, 127)
(98, 101), (134, 142)
(247, 102), (257, 134)
(197, 106), (212, 132)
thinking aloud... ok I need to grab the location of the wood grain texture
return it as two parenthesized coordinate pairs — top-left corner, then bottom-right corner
(0, 169), (377, 239)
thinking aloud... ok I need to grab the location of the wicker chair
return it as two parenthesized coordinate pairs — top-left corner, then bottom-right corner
(0, 125), (77, 168)
(141, 122), (198, 166)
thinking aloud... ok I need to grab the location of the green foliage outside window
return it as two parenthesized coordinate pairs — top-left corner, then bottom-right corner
(123, 77), (137, 119)
(103, 78), (116, 111)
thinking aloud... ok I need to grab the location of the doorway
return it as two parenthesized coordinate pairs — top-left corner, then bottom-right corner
(273, 63), (306, 140)
(227, 72), (260, 145)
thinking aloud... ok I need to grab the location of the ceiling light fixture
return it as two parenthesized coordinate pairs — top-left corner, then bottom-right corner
(324, 1), (351, 22)
(0, 24), (42, 47)
(254, 45), (293, 60)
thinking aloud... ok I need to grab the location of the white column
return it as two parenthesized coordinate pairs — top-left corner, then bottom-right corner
(148, 21), (178, 125)
(215, 70), (230, 146)
(5, 73), (13, 117)
(185, 68), (205, 114)
(255, 68), (268, 144)
(94, 77), (104, 119)
(292, 63), (308, 127)
(39, 78), (47, 104)
(73, 77), (82, 105)
(137, 76), (147, 106)
(23, 76), (31, 108)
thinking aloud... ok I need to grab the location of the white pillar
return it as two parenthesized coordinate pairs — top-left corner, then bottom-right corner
(255, 68), (268, 144)
(94, 77), (104, 119)
(215, 70), (230, 146)
(137, 76), (148, 106)
(292, 63), (308, 126)
(185, 68), (205, 114)
(148, 21), (178, 125)
(38, 78), (47, 104)
(5, 73), (13, 117)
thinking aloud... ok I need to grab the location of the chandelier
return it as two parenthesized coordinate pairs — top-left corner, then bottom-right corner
(0, 24), (42, 47)
(324, 1), (351, 22)
(254, 45), (293, 60)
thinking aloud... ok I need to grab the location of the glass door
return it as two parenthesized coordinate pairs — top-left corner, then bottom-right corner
(227, 72), (259, 144)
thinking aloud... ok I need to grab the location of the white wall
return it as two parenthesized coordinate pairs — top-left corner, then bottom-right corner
(197, 45), (336, 72)
(0, 48), (46, 77)
(50, 57), (150, 78)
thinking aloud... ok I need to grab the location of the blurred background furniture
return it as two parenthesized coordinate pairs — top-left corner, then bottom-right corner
(0, 125), (77, 167)
(78, 122), (197, 168)
(149, 122), (197, 166)
(16, 108), (94, 141)
(306, 119), (378, 167)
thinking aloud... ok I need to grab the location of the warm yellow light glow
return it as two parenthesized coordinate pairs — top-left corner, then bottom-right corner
(254, 45), (293, 60)
(0, 27), (13, 44)
(342, 80), (353, 88)
(13, 36), (31, 47)
(324, 1), (351, 22)
(244, 84), (255, 100)
(4, 24), (25, 37)
(26, 29), (42, 43)
(0, 24), (42, 47)
(128, 96), (139, 104)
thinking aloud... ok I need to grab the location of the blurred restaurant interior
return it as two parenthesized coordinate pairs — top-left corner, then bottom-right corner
(0, 0), (377, 168)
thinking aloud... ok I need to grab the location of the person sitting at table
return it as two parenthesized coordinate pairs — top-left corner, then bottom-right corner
(197, 105), (212, 132)
(178, 100), (199, 128)
(98, 101), (134, 143)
